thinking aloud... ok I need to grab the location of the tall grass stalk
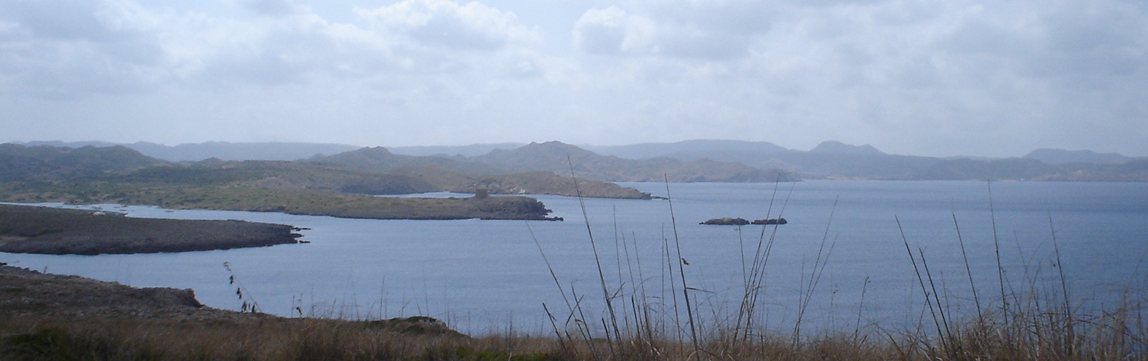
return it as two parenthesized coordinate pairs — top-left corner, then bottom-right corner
(567, 154), (621, 349)
(736, 178), (795, 345)
(897, 216), (948, 350)
(989, 181), (1010, 332)
(664, 175), (701, 358)
(953, 213), (983, 319)
(1049, 211), (1076, 357)
(224, 261), (261, 314)
(792, 196), (839, 347)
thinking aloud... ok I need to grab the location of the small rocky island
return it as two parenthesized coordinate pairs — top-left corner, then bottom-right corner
(701, 217), (787, 226)
(752, 218), (787, 225)
(0, 204), (303, 255)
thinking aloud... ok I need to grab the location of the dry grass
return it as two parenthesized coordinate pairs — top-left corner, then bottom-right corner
(0, 316), (567, 361)
(7, 302), (1141, 361)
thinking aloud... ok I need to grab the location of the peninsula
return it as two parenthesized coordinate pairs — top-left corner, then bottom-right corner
(0, 144), (635, 222)
(0, 204), (302, 255)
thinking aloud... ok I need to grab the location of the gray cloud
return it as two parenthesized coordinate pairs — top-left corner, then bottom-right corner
(2, 0), (1147, 157)
(0, 0), (169, 98)
(2, 0), (122, 42)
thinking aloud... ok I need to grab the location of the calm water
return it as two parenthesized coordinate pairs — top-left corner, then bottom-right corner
(3, 181), (1147, 336)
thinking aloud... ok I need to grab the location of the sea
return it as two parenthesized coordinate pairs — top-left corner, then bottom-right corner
(3, 181), (1147, 336)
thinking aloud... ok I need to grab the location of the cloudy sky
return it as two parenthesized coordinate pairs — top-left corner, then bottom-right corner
(1, 0), (1146, 157)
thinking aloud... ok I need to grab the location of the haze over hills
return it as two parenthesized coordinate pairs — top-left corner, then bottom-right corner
(0, 143), (652, 201)
(307, 141), (794, 183)
(584, 139), (791, 160)
(0, 144), (165, 180)
(468, 141), (793, 182)
(7, 139), (1147, 182)
(18, 141), (361, 162)
(388, 143), (526, 157)
(586, 140), (1147, 181)
(1023, 148), (1133, 164)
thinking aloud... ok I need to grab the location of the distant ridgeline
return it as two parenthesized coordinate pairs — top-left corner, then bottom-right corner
(5, 139), (1146, 194)
(584, 140), (1148, 182)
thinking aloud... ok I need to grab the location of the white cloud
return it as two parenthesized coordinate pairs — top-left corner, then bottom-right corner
(573, 7), (646, 55)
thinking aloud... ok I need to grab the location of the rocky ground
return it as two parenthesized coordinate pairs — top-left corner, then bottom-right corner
(0, 262), (460, 332)
(0, 263), (240, 320)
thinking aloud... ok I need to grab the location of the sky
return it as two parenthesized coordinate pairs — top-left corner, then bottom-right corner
(1, 0), (1146, 157)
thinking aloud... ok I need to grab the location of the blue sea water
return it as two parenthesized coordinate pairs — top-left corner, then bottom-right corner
(3, 181), (1147, 336)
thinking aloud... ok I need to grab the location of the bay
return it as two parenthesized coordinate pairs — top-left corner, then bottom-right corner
(2, 180), (1146, 336)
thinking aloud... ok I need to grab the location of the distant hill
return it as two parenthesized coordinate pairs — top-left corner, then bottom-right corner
(586, 139), (791, 160)
(16, 141), (363, 162)
(470, 141), (795, 182)
(10, 140), (1146, 182)
(0, 144), (166, 180)
(307, 147), (651, 197)
(389, 143), (525, 157)
(128, 142), (362, 162)
(583, 139), (932, 180)
(588, 140), (1145, 181)
(23, 141), (119, 148)
(0, 143), (650, 199)
(1024, 148), (1132, 164)
(309, 147), (498, 174)
(809, 141), (886, 156)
